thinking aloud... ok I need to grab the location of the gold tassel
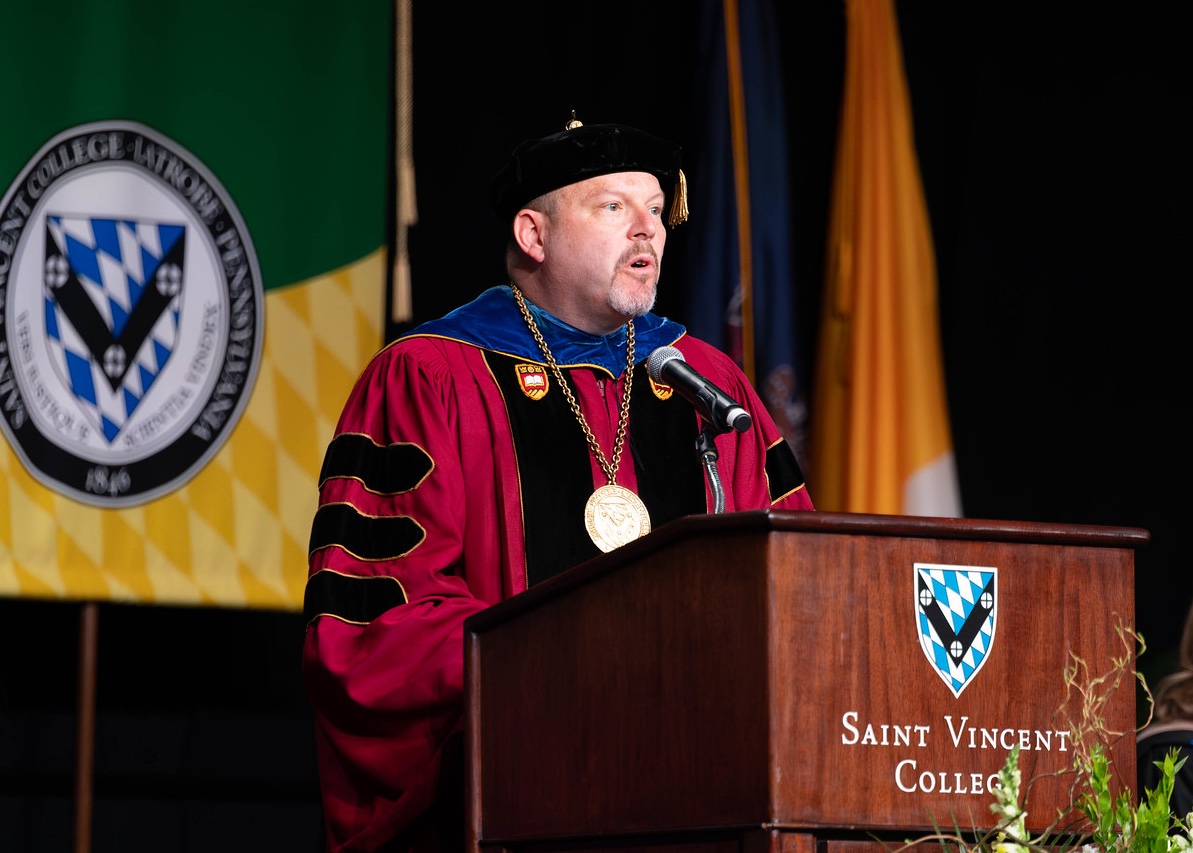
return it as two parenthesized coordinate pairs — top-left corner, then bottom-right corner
(668, 168), (689, 227)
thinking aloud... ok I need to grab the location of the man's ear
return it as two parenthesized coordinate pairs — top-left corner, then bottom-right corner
(512, 209), (547, 264)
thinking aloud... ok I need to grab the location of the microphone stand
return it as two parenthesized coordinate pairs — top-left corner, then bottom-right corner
(695, 421), (728, 514)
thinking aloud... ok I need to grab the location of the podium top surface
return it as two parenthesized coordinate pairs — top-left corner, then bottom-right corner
(465, 510), (1148, 634)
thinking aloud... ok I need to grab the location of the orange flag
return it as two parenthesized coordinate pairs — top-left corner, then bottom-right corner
(810, 0), (962, 516)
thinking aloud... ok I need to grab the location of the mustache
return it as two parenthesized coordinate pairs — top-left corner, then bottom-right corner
(618, 242), (659, 268)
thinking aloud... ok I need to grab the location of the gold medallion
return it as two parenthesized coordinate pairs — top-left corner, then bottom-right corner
(512, 283), (649, 554)
(584, 483), (651, 553)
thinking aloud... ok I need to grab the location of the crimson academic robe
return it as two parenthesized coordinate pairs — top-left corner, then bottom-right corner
(302, 285), (814, 852)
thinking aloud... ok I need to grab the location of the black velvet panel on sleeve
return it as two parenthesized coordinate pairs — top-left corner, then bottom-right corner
(318, 433), (434, 495)
(303, 569), (407, 626)
(309, 503), (426, 561)
(764, 438), (807, 504)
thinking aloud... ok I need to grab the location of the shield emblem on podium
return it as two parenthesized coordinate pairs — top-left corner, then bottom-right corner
(915, 563), (997, 697)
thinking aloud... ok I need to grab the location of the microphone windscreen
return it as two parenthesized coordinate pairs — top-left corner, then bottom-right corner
(646, 346), (684, 383)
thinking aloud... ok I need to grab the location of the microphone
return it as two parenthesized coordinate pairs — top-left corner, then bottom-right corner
(646, 346), (752, 433)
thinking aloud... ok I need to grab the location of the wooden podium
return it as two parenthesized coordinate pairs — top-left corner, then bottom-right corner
(464, 511), (1146, 853)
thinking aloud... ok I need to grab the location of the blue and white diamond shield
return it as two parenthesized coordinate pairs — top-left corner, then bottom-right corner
(43, 215), (185, 443)
(915, 563), (997, 697)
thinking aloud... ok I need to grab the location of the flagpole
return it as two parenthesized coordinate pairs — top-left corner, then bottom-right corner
(391, 0), (416, 327)
(74, 602), (98, 853)
(722, 0), (756, 383)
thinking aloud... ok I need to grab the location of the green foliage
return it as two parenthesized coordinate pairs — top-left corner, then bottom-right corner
(1074, 743), (1190, 853)
(892, 619), (1192, 853)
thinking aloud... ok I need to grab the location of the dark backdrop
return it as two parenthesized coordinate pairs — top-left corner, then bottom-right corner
(406, 1), (1191, 663)
(1, 3), (1188, 851)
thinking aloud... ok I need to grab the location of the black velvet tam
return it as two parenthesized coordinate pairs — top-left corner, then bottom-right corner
(489, 120), (686, 225)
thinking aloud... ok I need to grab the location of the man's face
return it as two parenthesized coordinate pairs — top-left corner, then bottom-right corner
(542, 171), (667, 333)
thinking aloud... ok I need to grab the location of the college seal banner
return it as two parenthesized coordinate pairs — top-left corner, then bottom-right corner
(1, 122), (262, 507)
(0, 3), (392, 609)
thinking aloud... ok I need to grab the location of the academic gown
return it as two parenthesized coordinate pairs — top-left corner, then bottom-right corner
(301, 285), (814, 852)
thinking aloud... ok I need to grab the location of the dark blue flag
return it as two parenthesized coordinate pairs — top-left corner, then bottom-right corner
(685, 0), (808, 469)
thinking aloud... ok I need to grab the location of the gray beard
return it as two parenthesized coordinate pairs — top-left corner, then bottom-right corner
(607, 277), (658, 318)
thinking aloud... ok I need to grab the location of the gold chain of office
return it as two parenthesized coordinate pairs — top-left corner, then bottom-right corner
(510, 282), (651, 552)
(511, 282), (634, 483)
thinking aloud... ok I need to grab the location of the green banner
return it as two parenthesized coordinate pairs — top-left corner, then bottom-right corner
(0, 1), (393, 609)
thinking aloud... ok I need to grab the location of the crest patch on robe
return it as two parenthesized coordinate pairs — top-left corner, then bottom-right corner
(516, 363), (549, 400)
